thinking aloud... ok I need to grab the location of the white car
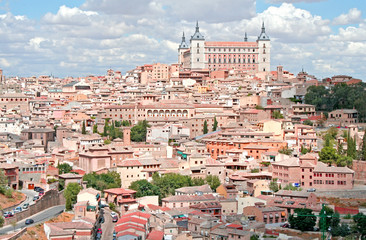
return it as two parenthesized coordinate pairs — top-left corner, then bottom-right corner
(110, 212), (117, 217)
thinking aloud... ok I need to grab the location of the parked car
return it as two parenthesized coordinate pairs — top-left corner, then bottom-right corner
(3, 211), (13, 218)
(281, 223), (290, 228)
(112, 215), (118, 222)
(25, 219), (34, 225)
(110, 212), (117, 218)
(13, 206), (22, 213)
(96, 232), (102, 240)
(99, 217), (105, 224)
(23, 203), (29, 210)
(33, 196), (39, 201)
(97, 228), (102, 234)
(307, 188), (316, 192)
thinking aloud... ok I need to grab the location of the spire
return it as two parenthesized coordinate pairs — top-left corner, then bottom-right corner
(257, 22), (270, 41)
(191, 21), (205, 41)
(244, 32), (248, 42)
(179, 31), (189, 49)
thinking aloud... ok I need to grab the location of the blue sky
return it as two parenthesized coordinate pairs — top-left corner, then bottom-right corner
(0, 0), (365, 79)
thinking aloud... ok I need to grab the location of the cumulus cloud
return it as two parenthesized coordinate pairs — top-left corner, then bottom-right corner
(43, 5), (98, 26)
(268, 0), (326, 3)
(0, 2), (365, 80)
(333, 8), (362, 25)
(81, 0), (256, 23)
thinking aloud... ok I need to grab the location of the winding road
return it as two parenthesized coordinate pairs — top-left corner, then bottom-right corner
(0, 205), (65, 235)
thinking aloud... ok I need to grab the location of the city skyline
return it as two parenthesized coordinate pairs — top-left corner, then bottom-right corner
(0, 0), (365, 79)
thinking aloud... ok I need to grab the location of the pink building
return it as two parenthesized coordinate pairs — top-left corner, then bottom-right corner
(272, 154), (354, 190)
(79, 146), (111, 173)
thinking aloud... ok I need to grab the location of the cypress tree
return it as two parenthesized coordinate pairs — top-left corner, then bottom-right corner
(203, 120), (208, 134)
(212, 117), (218, 131)
(362, 129), (366, 161)
(82, 121), (86, 134)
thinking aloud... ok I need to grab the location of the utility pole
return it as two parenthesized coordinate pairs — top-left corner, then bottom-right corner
(293, 204), (332, 240)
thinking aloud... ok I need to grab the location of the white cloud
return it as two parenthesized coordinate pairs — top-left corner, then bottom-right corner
(43, 5), (98, 26)
(0, 58), (11, 67)
(269, 0), (326, 3)
(333, 8), (362, 25)
(0, 2), (365, 81)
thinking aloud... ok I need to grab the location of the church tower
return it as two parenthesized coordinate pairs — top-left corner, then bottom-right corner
(190, 21), (205, 70)
(178, 32), (189, 66)
(257, 22), (270, 73)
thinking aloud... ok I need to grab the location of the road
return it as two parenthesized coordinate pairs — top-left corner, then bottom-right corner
(0, 205), (65, 235)
(101, 208), (115, 240)
(3, 189), (38, 213)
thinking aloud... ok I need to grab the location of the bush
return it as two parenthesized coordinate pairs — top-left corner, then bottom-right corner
(109, 203), (116, 212)
(5, 188), (13, 198)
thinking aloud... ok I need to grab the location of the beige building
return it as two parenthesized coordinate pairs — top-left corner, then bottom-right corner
(117, 158), (160, 188)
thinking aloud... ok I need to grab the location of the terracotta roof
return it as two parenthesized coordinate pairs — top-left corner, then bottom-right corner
(147, 230), (164, 240)
(162, 194), (216, 203)
(313, 162), (354, 173)
(104, 188), (136, 195)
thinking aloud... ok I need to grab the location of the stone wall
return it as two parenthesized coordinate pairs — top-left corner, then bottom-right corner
(4, 190), (65, 226)
(352, 160), (366, 184)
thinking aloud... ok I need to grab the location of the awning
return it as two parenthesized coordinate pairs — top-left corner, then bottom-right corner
(275, 213), (279, 218)
(269, 214), (273, 218)
(281, 212), (286, 217)
(263, 215), (267, 218)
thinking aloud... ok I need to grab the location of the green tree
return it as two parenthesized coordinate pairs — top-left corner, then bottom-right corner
(347, 131), (357, 159)
(319, 206), (340, 232)
(131, 120), (150, 142)
(82, 121), (86, 134)
(129, 180), (161, 198)
(93, 124), (98, 133)
(205, 175), (220, 191)
(353, 212), (366, 238)
(83, 171), (121, 191)
(269, 178), (279, 193)
(103, 122), (108, 137)
(0, 169), (8, 194)
(304, 85), (330, 111)
(278, 146), (292, 155)
(300, 145), (310, 155)
(0, 215), (4, 228)
(336, 155), (353, 167)
(64, 183), (81, 211)
(319, 146), (338, 165)
(203, 120), (208, 134)
(272, 110), (284, 119)
(152, 173), (194, 199)
(122, 120), (130, 126)
(289, 208), (316, 231)
(212, 117), (218, 131)
(250, 234), (259, 240)
(303, 120), (313, 126)
(192, 177), (205, 186)
(58, 163), (72, 174)
(331, 223), (351, 237)
(362, 129), (366, 161)
(255, 105), (264, 110)
(109, 202), (117, 212)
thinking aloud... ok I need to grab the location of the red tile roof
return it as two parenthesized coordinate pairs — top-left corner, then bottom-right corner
(147, 230), (164, 240)
(104, 188), (136, 195)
